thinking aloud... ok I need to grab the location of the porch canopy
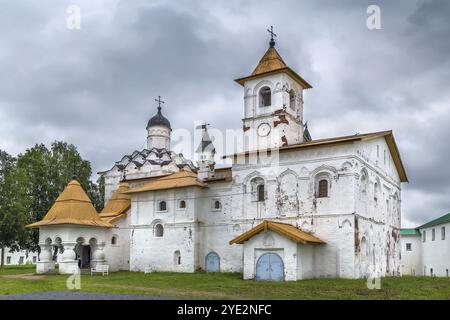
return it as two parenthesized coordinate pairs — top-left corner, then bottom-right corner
(229, 220), (325, 245)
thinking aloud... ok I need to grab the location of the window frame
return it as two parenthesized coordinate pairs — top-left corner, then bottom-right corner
(259, 86), (272, 108)
(432, 228), (435, 241)
(157, 200), (168, 212)
(317, 179), (329, 198)
(406, 243), (412, 251)
(174, 250), (181, 265)
(212, 199), (222, 212)
(178, 200), (187, 210)
(422, 230), (426, 242)
(154, 224), (164, 238)
(257, 184), (265, 202)
(441, 226), (445, 240)
(289, 89), (296, 110)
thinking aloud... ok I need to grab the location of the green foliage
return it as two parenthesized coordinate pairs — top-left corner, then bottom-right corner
(0, 150), (31, 269)
(15, 141), (104, 251)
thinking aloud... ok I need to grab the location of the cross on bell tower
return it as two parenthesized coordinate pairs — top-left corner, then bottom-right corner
(267, 25), (277, 48)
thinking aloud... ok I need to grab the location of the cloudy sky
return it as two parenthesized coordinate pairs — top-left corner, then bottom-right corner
(1, 0), (449, 227)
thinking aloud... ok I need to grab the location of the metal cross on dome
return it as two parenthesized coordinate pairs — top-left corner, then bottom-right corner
(155, 95), (165, 111)
(267, 25), (277, 47)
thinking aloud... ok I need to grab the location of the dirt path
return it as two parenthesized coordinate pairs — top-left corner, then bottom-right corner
(1, 273), (46, 280)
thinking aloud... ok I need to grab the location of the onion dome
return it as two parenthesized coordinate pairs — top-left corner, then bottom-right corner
(146, 106), (171, 130)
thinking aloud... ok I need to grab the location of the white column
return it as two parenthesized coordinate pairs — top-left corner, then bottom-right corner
(36, 244), (55, 274)
(91, 243), (106, 269)
(58, 242), (79, 274)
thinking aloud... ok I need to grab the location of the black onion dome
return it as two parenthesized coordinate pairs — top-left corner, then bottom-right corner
(146, 107), (171, 130)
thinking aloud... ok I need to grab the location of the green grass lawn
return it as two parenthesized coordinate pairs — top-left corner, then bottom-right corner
(0, 265), (449, 299)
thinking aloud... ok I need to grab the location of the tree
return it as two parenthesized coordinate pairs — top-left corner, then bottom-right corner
(17, 141), (104, 252)
(0, 150), (30, 269)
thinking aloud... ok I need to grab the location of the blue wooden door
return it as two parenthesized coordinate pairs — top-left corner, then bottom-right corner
(205, 252), (220, 272)
(256, 253), (284, 281)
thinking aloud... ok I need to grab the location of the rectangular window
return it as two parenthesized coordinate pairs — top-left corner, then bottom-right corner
(432, 228), (435, 241)
(33, 256), (37, 263)
(442, 227), (446, 240)
(19, 256), (24, 264)
(6, 256), (11, 264)
(423, 231), (426, 242)
(406, 243), (412, 251)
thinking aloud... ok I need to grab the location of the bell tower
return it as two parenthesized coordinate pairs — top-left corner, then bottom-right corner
(235, 27), (312, 151)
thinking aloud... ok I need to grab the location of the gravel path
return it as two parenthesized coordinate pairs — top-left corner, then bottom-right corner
(0, 291), (182, 300)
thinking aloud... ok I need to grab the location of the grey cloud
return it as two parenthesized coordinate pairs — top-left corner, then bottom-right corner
(0, 0), (449, 227)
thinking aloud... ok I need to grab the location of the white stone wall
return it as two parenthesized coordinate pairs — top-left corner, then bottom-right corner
(129, 187), (200, 272)
(103, 213), (132, 272)
(400, 234), (422, 275)
(420, 222), (450, 277)
(2, 248), (38, 265)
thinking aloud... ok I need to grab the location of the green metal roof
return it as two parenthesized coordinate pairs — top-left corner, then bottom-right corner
(418, 213), (450, 229)
(400, 228), (421, 236)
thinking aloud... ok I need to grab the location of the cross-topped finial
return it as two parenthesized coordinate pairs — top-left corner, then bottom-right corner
(196, 122), (210, 130)
(267, 25), (277, 48)
(155, 95), (165, 112)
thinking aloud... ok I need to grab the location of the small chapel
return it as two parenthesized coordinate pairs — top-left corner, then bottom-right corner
(28, 31), (408, 281)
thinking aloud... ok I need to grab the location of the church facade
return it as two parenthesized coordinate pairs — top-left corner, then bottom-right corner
(28, 35), (408, 281)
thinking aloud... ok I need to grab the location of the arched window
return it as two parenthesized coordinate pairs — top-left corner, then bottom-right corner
(179, 200), (186, 209)
(111, 236), (117, 245)
(257, 184), (265, 202)
(318, 180), (328, 198)
(259, 86), (271, 107)
(249, 176), (265, 202)
(289, 89), (296, 110)
(174, 250), (181, 265)
(214, 200), (221, 210)
(159, 201), (167, 211)
(374, 182), (379, 202)
(360, 170), (368, 198)
(155, 224), (164, 237)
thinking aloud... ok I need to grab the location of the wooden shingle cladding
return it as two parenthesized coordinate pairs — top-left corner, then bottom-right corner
(234, 46), (312, 89)
(124, 171), (207, 194)
(27, 179), (114, 228)
(229, 220), (325, 245)
(99, 182), (131, 223)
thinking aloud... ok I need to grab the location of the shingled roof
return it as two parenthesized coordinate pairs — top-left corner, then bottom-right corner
(99, 182), (131, 223)
(230, 220), (325, 245)
(234, 46), (312, 89)
(27, 179), (113, 228)
(124, 170), (207, 194)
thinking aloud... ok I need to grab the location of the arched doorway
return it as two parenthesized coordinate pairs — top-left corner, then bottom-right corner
(256, 253), (284, 281)
(205, 252), (220, 272)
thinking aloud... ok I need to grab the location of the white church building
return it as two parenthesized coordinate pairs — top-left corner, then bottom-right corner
(27, 33), (408, 281)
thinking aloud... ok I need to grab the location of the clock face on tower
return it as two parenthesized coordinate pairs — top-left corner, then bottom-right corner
(257, 123), (271, 137)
